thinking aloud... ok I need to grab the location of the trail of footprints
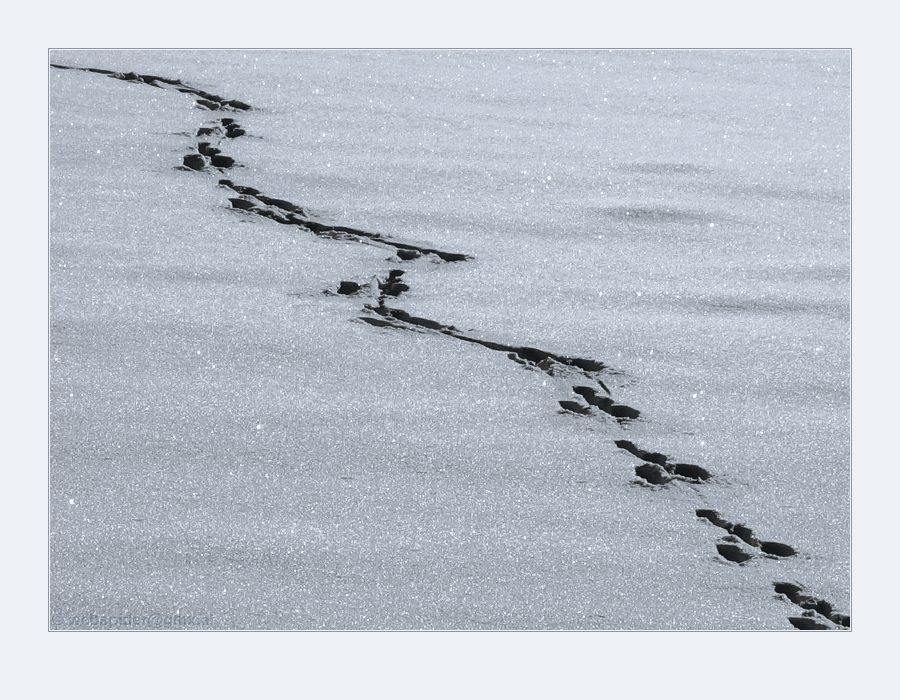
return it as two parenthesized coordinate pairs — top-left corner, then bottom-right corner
(773, 582), (851, 630)
(615, 438), (848, 628)
(52, 62), (849, 630)
(51, 63), (252, 111)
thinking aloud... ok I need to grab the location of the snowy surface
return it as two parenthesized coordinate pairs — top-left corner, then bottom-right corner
(49, 49), (849, 629)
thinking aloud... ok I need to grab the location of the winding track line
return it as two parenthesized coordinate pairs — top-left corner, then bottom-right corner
(50, 62), (849, 630)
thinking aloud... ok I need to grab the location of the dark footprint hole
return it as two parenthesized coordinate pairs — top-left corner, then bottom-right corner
(635, 463), (670, 485)
(774, 582), (803, 600)
(716, 543), (753, 564)
(197, 142), (221, 157)
(211, 155), (236, 169)
(731, 524), (760, 547)
(257, 195), (302, 213)
(435, 252), (468, 263)
(258, 209), (291, 225)
(807, 600), (834, 617)
(760, 541), (796, 558)
(573, 385), (602, 400)
(638, 448), (663, 462)
(696, 509), (731, 530)
(229, 198), (256, 211)
(220, 180), (260, 196)
(831, 614), (850, 628)
(182, 154), (207, 171)
(378, 270), (408, 297)
(609, 404), (640, 421)
(566, 358), (606, 373)
(337, 281), (361, 295)
(585, 393), (612, 409)
(788, 616), (830, 630)
(574, 388), (640, 421)
(672, 463), (711, 481)
(515, 347), (552, 365)
(614, 439), (667, 466)
(774, 583), (848, 627)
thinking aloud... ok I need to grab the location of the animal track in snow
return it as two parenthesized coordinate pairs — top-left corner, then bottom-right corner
(615, 439), (712, 485)
(52, 61), (848, 631)
(377, 269), (410, 300)
(774, 582), (849, 629)
(220, 180), (470, 263)
(328, 269), (410, 302)
(360, 304), (613, 382)
(614, 439), (667, 466)
(715, 541), (754, 564)
(570, 385), (638, 421)
(51, 63), (252, 111)
(695, 509), (796, 559)
(179, 137), (241, 172)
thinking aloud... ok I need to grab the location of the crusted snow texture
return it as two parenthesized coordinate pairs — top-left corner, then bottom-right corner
(49, 50), (849, 630)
